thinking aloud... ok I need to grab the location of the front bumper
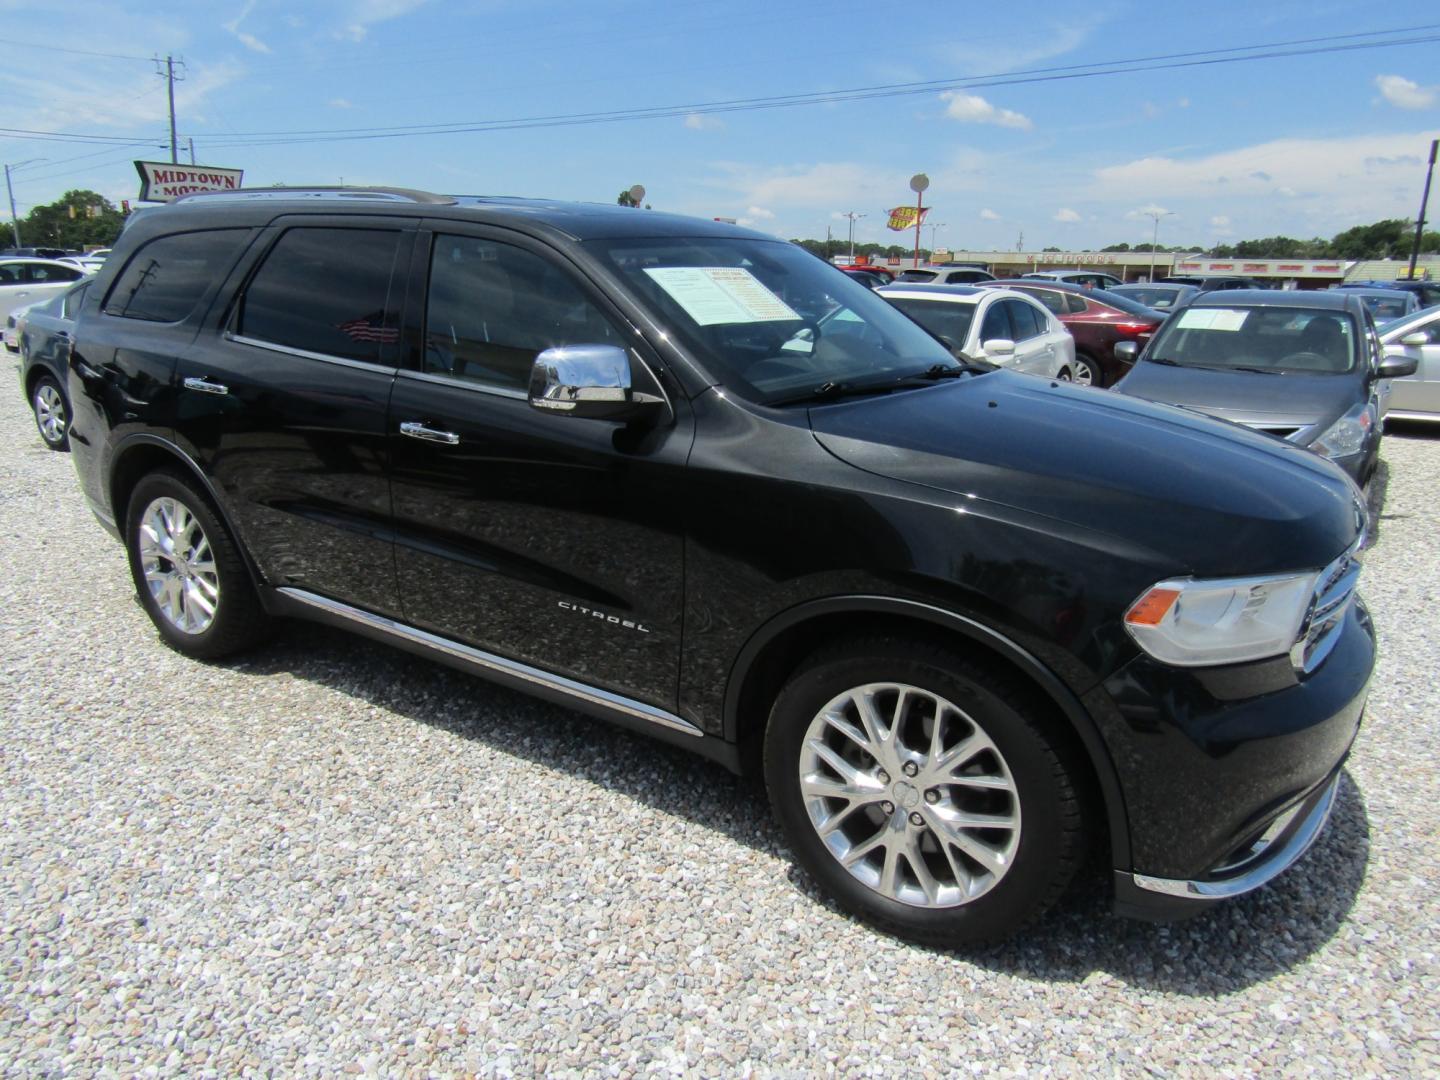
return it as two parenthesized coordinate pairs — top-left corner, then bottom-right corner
(1088, 596), (1373, 918)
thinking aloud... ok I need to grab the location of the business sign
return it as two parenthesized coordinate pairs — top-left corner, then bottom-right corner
(886, 205), (930, 231)
(135, 161), (244, 202)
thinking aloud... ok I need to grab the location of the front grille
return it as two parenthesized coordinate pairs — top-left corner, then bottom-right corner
(1290, 547), (1361, 672)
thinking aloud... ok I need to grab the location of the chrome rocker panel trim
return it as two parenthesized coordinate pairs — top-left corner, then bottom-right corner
(1130, 771), (1340, 901)
(276, 587), (702, 738)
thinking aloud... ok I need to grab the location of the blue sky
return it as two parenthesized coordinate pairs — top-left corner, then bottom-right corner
(4, 1), (1439, 251)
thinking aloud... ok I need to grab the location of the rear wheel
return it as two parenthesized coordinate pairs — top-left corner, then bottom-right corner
(1071, 354), (1099, 387)
(764, 637), (1089, 947)
(124, 471), (270, 659)
(1056, 368), (1073, 382)
(30, 374), (69, 451)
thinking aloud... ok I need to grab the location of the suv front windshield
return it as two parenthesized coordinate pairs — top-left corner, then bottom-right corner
(1145, 306), (1359, 374)
(587, 236), (959, 404)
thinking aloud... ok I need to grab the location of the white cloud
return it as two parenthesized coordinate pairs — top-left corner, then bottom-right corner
(339, 0), (431, 42)
(940, 13), (1106, 76)
(939, 92), (1032, 130)
(1375, 74), (1436, 110)
(684, 112), (724, 131)
(1209, 214), (1231, 233)
(708, 161), (910, 209)
(1177, 97), (1190, 109)
(745, 206), (774, 220)
(1125, 204), (1172, 220)
(328, 97), (354, 109)
(223, 1), (270, 53)
(1053, 208), (1081, 223)
(30, 59), (245, 131)
(979, 208), (1000, 221)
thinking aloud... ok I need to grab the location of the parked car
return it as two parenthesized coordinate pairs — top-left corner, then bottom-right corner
(1338, 279), (1440, 308)
(16, 279), (89, 450)
(68, 187), (1376, 946)
(1020, 269), (1123, 289)
(893, 265), (997, 285)
(875, 283), (1075, 379)
(1107, 282), (1200, 312)
(1335, 286), (1420, 322)
(0, 257), (88, 321)
(1114, 290), (1414, 484)
(1159, 274), (1267, 293)
(1377, 303), (1440, 422)
(846, 263), (895, 282)
(58, 255), (107, 274)
(984, 279), (1165, 388)
(0, 245), (69, 260)
(840, 268), (889, 289)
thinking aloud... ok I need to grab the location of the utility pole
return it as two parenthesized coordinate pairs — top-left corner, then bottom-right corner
(926, 221), (948, 256)
(1407, 138), (1438, 281)
(1143, 209), (1175, 282)
(3, 159), (44, 247)
(187, 137), (195, 165)
(841, 211), (866, 262)
(156, 55), (186, 164)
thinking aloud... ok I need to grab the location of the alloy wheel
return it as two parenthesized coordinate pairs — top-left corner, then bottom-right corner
(136, 496), (221, 634)
(797, 682), (1021, 908)
(33, 383), (67, 445)
(1071, 359), (1096, 387)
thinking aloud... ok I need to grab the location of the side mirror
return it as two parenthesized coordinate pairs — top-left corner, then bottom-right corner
(1113, 340), (1139, 363)
(528, 344), (663, 421)
(981, 338), (1015, 357)
(1377, 351), (1419, 379)
(1398, 331), (1428, 347)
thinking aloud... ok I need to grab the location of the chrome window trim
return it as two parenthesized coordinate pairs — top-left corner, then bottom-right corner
(277, 587), (702, 738)
(225, 332), (398, 374)
(396, 367), (529, 401)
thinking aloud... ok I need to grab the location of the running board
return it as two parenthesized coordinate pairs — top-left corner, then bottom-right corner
(276, 587), (703, 738)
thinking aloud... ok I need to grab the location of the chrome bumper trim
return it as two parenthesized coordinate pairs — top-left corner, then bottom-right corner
(1130, 772), (1340, 901)
(277, 587), (703, 738)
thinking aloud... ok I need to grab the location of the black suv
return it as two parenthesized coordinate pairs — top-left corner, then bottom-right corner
(68, 188), (1375, 946)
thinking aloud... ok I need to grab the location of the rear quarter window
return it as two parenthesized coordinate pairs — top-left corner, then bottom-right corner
(104, 229), (251, 323)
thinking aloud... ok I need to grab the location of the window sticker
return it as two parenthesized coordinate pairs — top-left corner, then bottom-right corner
(1176, 308), (1249, 332)
(643, 266), (800, 325)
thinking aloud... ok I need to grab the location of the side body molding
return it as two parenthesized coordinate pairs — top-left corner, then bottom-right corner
(723, 594), (1132, 867)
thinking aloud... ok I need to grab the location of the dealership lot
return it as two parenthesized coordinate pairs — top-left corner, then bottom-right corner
(1, 379), (1437, 1073)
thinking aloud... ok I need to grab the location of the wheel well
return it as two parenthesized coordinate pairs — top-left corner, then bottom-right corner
(109, 444), (192, 526)
(23, 364), (62, 400)
(730, 606), (1115, 856)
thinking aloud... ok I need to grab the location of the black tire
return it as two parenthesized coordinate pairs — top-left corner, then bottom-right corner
(763, 636), (1089, 947)
(1056, 367), (1073, 382)
(1072, 353), (1100, 388)
(124, 470), (270, 660)
(30, 373), (70, 451)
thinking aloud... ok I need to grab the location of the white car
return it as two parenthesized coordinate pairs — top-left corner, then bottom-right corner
(1378, 303), (1440, 423)
(876, 284), (1076, 380)
(0, 258), (89, 322)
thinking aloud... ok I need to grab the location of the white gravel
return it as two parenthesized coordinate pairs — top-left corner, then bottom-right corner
(2, 382), (1439, 1077)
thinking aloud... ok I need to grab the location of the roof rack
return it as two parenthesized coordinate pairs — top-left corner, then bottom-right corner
(173, 186), (456, 205)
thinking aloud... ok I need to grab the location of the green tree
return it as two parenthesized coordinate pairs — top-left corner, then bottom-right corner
(1328, 218), (1410, 260)
(20, 189), (125, 248)
(1101, 242), (1130, 252)
(617, 189), (639, 207)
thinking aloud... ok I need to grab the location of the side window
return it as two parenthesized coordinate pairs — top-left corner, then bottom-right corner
(1006, 299), (1042, 340)
(423, 234), (621, 393)
(0, 264), (20, 284)
(62, 283), (90, 318)
(1028, 289), (1066, 314)
(105, 229), (250, 323)
(26, 264), (82, 283)
(979, 301), (1012, 343)
(238, 227), (402, 365)
(1417, 320), (1440, 345)
(1065, 293), (1089, 314)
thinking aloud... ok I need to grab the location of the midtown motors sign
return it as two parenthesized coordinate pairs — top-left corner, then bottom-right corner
(135, 161), (244, 202)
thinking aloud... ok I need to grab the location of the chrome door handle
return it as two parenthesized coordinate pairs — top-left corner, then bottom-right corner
(183, 377), (229, 395)
(400, 421), (460, 445)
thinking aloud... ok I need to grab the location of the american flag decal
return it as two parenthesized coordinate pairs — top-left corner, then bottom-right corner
(337, 311), (399, 344)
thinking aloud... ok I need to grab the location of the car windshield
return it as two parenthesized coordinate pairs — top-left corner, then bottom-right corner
(1145, 306), (1359, 374)
(1357, 294), (1412, 321)
(587, 236), (959, 404)
(882, 297), (977, 349)
(895, 269), (937, 282)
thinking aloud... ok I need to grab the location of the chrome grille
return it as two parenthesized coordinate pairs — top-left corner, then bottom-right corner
(1290, 547), (1361, 673)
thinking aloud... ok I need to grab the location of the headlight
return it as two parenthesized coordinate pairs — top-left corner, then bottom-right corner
(1124, 571), (1319, 666)
(1310, 405), (1371, 459)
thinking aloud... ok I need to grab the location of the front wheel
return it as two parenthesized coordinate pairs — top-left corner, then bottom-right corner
(30, 374), (69, 451)
(764, 637), (1089, 947)
(124, 471), (270, 659)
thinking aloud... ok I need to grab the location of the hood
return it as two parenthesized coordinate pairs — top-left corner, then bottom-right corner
(808, 371), (1363, 578)
(1116, 361), (1364, 444)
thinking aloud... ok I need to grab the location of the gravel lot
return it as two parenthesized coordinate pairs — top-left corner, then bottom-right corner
(2, 381), (1438, 1077)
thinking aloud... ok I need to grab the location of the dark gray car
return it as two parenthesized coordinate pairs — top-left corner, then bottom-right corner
(16, 278), (89, 450)
(1114, 289), (1416, 484)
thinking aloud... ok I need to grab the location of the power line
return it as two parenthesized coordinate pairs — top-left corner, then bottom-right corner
(1, 40), (153, 62)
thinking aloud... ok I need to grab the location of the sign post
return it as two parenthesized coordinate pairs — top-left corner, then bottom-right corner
(134, 161), (244, 203)
(910, 173), (929, 268)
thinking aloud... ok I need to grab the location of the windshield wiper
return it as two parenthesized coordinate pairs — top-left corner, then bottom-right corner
(1227, 365), (1282, 375)
(770, 380), (904, 406)
(1145, 356), (1182, 366)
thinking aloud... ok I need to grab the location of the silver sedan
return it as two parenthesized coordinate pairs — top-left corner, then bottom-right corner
(1380, 304), (1440, 422)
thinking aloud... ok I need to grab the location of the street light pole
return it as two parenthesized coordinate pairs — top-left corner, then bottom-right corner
(1407, 138), (1438, 281)
(1144, 209), (1175, 282)
(841, 211), (866, 262)
(926, 221), (948, 256)
(3, 159), (46, 247)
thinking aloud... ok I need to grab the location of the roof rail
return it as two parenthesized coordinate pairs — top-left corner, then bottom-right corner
(173, 186), (457, 206)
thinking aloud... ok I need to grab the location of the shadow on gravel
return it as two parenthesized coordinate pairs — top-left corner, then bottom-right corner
(222, 622), (1370, 997)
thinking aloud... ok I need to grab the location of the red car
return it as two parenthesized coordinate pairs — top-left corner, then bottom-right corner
(985, 279), (1165, 388)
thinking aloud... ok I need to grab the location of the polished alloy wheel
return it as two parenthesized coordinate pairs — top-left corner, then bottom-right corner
(137, 497), (220, 634)
(1071, 359), (1096, 387)
(797, 682), (1021, 907)
(33, 383), (67, 445)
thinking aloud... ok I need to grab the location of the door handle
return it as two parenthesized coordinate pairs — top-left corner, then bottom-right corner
(183, 377), (229, 395)
(400, 421), (460, 445)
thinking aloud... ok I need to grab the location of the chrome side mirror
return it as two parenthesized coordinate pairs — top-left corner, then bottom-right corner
(528, 344), (662, 421)
(1113, 340), (1139, 363)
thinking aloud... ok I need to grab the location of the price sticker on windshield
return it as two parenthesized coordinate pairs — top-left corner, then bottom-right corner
(644, 267), (800, 326)
(1176, 308), (1249, 332)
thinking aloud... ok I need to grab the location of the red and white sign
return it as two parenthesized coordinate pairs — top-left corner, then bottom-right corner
(135, 161), (244, 202)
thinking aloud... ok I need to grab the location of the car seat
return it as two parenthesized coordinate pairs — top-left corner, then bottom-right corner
(1292, 316), (1347, 371)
